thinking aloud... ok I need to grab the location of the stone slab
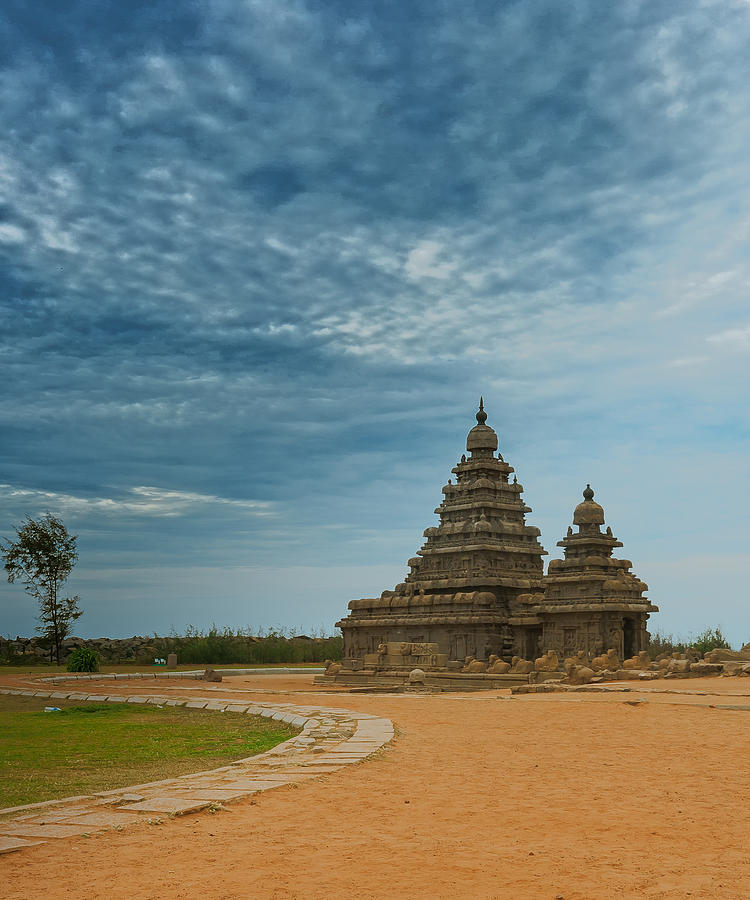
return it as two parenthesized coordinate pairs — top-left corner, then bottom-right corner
(185, 701), (207, 709)
(93, 793), (146, 803)
(215, 780), (295, 791)
(62, 811), (144, 827)
(170, 789), (249, 802)
(0, 823), (90, 839)
(119, 798), (211, 815)
(0, 836), (44, 854)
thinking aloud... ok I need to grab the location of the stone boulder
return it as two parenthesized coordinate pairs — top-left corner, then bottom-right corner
(665, 658), (691, 677)
(202, 667), (222, 682)
(408, 668), (426, 684)
(688, 662), (724, 677)
(704, 647), (750, 663)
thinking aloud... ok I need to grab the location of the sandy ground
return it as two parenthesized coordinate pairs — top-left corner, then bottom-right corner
(1, 672), (749, 899)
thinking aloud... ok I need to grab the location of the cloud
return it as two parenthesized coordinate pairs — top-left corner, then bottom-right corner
(706, 325), (750, 347)
(404, 240), (458, 280)
(0, 484), (272, 520)
(1, 0), (750, 639)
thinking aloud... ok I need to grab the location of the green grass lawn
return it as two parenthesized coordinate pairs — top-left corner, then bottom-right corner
(0, 695), (299, 809)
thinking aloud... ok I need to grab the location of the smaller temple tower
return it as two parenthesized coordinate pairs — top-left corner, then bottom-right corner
(537, 485), (658, 659)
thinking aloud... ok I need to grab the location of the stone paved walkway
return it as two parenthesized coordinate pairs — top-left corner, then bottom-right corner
(0, 684), (393, 855)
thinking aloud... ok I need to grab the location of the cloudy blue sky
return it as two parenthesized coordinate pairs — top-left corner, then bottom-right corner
(1, 0), (749, 644)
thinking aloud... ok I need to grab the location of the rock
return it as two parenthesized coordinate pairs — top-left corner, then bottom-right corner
(667, 658), (691, 675)
(704, 647), (750, 663)
(166, 653), (178, 669)
(689, 662), (723, 676)
(408, 668), (426, 684)
(202, 667), (223, 682)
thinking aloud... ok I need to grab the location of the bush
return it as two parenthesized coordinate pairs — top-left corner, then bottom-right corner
(141, 626), (343, 666)
(66, 647), (100, 672)
(690, 626), (731, 656)
(649, 625), (732, 659)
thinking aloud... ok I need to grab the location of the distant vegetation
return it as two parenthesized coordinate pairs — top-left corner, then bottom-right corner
(648, 626), (732, 659)
(0, 625), (343, 667)
(156, 625), (343, 665)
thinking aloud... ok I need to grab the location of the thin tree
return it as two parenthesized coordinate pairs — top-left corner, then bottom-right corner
(1, 514), (81, 664)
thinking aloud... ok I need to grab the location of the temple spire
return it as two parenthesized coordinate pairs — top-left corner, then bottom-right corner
(476, 396), (487, 425)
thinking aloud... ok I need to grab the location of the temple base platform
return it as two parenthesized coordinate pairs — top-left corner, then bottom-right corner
(314, 669), (565, 692)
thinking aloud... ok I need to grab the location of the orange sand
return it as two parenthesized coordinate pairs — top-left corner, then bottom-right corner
(2, 672), (749, 899)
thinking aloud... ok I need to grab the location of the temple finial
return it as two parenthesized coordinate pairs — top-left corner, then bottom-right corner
(583, 483), (594, 501)
(476, 396), (487, 425)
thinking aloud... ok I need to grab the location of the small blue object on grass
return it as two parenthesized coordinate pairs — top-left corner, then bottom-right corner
(44, 707), (61, 712)
(153, 658), (166, 665)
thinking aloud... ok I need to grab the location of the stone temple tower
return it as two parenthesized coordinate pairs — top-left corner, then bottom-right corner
(539, 485), (657, 659)
(337, 400), (547, 667)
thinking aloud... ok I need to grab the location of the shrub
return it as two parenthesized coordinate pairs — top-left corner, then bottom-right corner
(649, 625), (732, 659)
(690, 626), (731, 656)
(66, 647), (100, 672)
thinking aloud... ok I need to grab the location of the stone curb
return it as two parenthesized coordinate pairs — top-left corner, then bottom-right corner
(0, 686), (393, 855)
(39, 667), (325, 683)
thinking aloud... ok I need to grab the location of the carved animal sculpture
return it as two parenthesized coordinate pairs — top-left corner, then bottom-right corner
(535, 649), (560, 672)
(592, 649), (620, 671)
(461, 657), (487, 673)
(487, 659), (511, 674)
(566, 665), (595, 686)
(324, 660), (342, 676)
(622, 650), (652, 670)
(564, 650), (589, 674)
(510, 656), (534, 674)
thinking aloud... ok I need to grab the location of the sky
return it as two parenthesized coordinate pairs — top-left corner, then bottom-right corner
(1, 0), (749, 645)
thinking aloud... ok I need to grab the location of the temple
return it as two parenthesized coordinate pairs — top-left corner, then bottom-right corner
(518, 484), (655, 661)
(332, 401), (657, 685)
